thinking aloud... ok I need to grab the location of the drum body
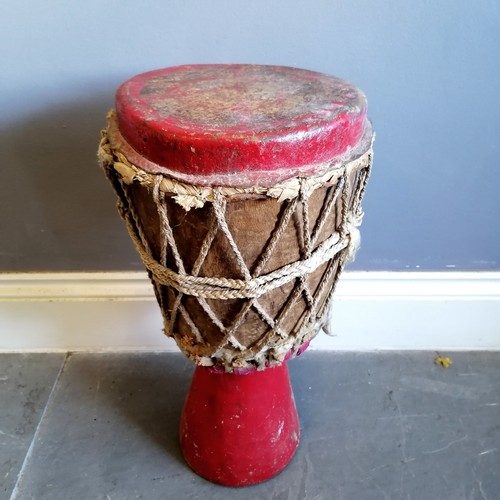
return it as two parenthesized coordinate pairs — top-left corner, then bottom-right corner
(98, 64), (373, 485)
(100, 116), (371, 372)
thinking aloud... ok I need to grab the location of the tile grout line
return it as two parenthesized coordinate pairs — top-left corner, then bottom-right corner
(9, 352), (72, 500)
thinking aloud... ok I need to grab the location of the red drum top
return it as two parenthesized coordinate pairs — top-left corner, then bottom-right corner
(114, 64), (371, 186)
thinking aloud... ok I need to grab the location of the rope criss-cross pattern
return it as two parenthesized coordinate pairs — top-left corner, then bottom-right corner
(99, 126), (372, 369)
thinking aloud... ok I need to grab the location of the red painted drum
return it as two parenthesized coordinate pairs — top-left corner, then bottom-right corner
(98, 64), (373, 486)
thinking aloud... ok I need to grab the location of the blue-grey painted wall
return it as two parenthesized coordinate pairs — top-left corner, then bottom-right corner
(1, 0), (499, 271)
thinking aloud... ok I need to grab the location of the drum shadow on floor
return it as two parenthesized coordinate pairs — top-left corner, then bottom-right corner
(69, 352), (193, 469)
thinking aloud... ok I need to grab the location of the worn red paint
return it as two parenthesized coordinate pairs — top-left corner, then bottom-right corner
(180, 363), (300, 486)
(115, 64), (368, 185)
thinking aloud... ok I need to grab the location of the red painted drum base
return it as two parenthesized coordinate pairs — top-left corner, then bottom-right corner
(179, 363), (300, 486)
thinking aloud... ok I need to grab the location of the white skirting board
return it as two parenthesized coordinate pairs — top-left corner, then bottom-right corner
(0, 272), (499, 352)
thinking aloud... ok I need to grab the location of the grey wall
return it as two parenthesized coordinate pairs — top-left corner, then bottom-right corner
(1, 0), (499, 271)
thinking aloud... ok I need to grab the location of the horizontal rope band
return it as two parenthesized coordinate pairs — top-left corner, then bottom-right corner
(120, 202), (359, 300)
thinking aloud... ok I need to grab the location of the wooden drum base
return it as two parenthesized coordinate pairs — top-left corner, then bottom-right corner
(179, 363), (300, 486)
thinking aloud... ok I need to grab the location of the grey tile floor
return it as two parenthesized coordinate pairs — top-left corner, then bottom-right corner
(1, 352), (499, 500)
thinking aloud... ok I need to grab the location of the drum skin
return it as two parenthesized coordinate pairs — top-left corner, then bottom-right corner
(114, 64), (369, 186)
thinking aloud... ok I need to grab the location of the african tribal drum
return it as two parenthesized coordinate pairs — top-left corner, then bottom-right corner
(98, 64), (373, 486)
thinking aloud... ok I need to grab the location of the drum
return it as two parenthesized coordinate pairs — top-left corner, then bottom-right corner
(98, 65), (373, 486)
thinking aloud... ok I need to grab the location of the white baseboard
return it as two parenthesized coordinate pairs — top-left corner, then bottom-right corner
(1, 272), (499, 352)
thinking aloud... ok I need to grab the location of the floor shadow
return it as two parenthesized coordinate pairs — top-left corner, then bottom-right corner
(0, 89), (141, 271)
(72, 352), (194, 467)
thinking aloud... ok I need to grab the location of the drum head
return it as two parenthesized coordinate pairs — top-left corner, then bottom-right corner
(114, 65), (370, 185)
